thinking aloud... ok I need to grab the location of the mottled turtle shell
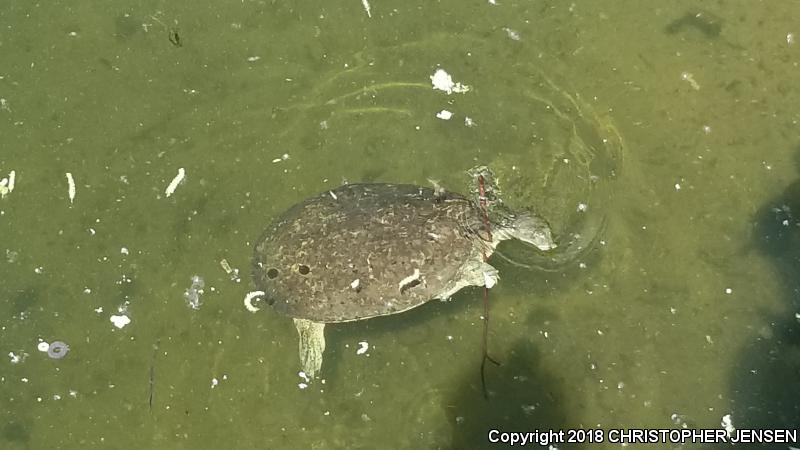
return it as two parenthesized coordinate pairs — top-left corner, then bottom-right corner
(252, 183), (488, 323)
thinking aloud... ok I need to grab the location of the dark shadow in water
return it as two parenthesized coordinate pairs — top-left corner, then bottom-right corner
(715, 149), (800, 448)
(1, 421), (30, 449)
(664, 10), (723, 39)
(321, 237), (603, 448)
(325, 286), (475, 381)
(444, 338), (577, 450)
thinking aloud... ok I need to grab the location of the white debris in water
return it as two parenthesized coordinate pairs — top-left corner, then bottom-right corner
(163, 168), (185, 198)
(787, 32), (795, 45)
(464, 116), (476, 127)
(329, 190), (338, 200)
(8, 352), (23, 364)
(356, 341), (369, 355)
(436, 110), (453, 120)
(488, 0), (497, 4)
(120, 247), (129, 255)
(350, 278), (360, 290)
(681, 71), (700, 90)
(674, 183), (681, 191)
(361, 0), (372, 17)
(110, 314), (131, 329)
(398, 268), (421, 291)
(37, 342), (50, 352)
(298, 371), (311, 387)
(94, 306), (103, 313)
(705, 335), (714, 344)
(430, 69), (471, 94)
(220, 259), (240, 282)
(272, 153), (290, 163)
(244, 291), (264, 313)
(725, 288), (732, 294)
(246, 56), (261, 62)
(211, 374), (228, 389)
(47, 341), (69, 359)
(721, 413), (735, 436)
(503, 27), (521, 41)
(0, 170), (15, 199)
(184, 275), (205, 309)
(577, 203), (588, 212)
(671, 413), (689, 428)
(66, 172), (76, 204)
(483, 271), (496, 289)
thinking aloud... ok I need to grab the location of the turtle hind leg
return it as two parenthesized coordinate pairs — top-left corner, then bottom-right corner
(293, 318), (326, 378)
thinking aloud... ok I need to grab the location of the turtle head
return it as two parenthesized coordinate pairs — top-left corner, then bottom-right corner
(496, 212), (557, 251)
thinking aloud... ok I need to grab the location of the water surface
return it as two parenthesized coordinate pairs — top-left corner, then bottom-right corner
(1, 1), (799, 449)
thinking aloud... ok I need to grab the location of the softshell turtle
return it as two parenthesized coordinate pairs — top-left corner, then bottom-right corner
(252, 182), (555, 377)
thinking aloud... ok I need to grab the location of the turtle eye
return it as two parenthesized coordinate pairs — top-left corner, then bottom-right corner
(266, 268), (279, 279)
(298, 264), (310, 275)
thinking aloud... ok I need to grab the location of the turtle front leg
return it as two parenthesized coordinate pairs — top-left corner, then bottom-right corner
(293, 318), (326, 378)
(435, 261), (499, 300)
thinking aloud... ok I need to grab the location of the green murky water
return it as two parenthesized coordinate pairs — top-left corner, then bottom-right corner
(1, 1), (799, 449)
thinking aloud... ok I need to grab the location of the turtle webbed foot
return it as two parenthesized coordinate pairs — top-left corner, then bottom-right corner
(294, 318), (326, 378)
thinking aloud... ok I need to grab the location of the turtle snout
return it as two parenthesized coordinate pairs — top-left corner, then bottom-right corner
(531, 230), (556, 251)
(511, 213), (557, 251)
